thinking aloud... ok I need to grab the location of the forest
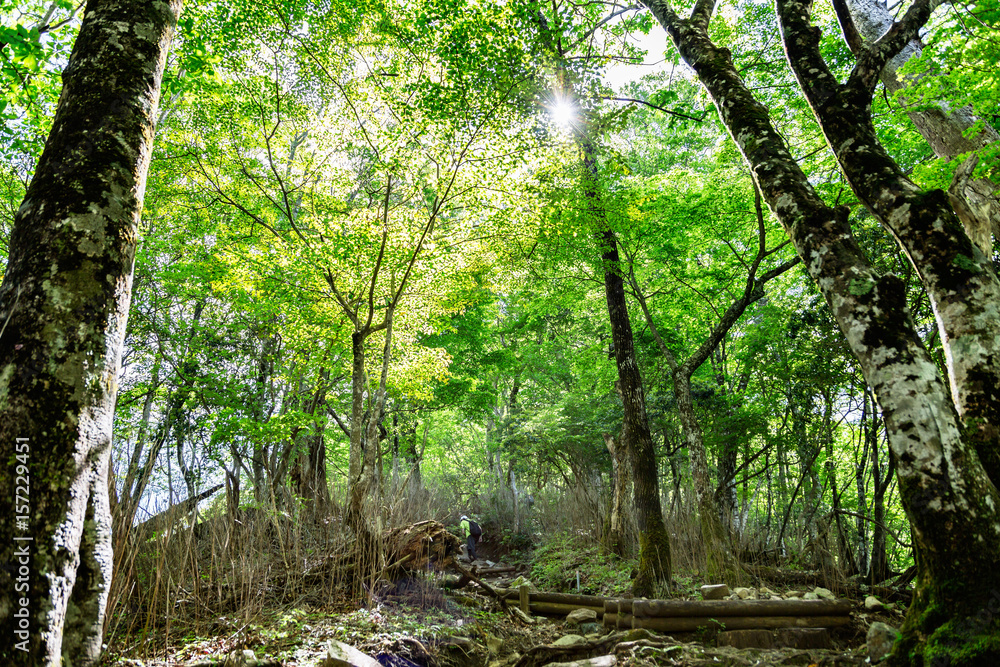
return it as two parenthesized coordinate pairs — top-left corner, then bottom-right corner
(0, 0), (998, 665)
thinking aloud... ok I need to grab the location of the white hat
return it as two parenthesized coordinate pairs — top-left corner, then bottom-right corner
(460, 515), (469, 521)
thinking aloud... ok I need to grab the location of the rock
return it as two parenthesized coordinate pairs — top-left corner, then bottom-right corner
(867, 622), (900, 663)
(566, 608), (599, 625)
(553, 634), (588, 648)
(700, 584), (730, 600)
(546, 656), (616, 667)
(486, 634), (503, 654)
(813, 587), (836, 600)
(733, 587), (753, 599)
(321, 639), (382, 667)
(775, 628), (832, 649)
(509, 575), (534, 589)
(866, 595), (887, 611)
(758, 587), (777, 598)
(785, 590), (803, 598)
(803, 592), (819, 600)
(716, 629), (774, 649)
(580, 622), (604, 635)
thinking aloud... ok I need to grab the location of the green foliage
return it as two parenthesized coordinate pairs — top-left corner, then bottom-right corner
(530, 533), (635, 596)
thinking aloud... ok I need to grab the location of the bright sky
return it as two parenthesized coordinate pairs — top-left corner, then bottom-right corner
(603, 27), (672, 92)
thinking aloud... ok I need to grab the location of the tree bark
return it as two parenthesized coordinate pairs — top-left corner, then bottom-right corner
(0, 0), (181, 664)
(640, 0), (1000, 662)
(603, 432), (635, 557)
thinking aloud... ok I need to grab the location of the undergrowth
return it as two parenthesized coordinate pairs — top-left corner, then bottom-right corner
(530, 532), (636, 596)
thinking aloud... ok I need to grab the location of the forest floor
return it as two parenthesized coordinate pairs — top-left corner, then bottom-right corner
(104, 552), (906, 667)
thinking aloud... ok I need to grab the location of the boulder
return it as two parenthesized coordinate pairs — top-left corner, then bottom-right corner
(321, 640), (382, 667)
(813, 587), (836, 600)
(784, 590), (803, 598)
(733, 587), (754, 600)
(865, 595), (887, 612)
(566, 608), (599, 625)
(553, 634), (588, 648)
(803, 592), (819, 600)
(700, 584), (730, 600)
(547, 657), (616, 667)
(867, 622), (900, 663)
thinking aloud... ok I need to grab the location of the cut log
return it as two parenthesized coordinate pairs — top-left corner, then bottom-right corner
(775, 628), (832, 649)
(452, 560), (505, 601)
(631, 598), (851, 618)
(631, 615), (850, 633)
(139, 483), (223, 541)
(717, 630), (775, 649)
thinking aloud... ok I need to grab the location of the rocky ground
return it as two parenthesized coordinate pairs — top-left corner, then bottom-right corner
(106, 555), (907, 667)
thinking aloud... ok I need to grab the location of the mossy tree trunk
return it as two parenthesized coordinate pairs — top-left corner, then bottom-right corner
(0, 0), (182, 664)
(641, 0), (1000, 662)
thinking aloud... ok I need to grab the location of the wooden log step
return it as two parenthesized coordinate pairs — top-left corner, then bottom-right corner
(603, 598), (632, 614)
(632, 598), (851, 618)
(495, 589), (604, 607)
(631, 615), (850, 633)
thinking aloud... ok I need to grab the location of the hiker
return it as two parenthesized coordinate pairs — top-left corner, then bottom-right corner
(459, 515), (482, 562)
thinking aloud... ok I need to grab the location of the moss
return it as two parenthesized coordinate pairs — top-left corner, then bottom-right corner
(849, 276), (874, 296)
(632, 527), (671, 598)
(951, 254), (981, 273)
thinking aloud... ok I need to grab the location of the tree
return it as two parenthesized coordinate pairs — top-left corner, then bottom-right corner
(0, 0), (182, 664)
(626, 183), (798, 579)
(641, 0), (1000, 661)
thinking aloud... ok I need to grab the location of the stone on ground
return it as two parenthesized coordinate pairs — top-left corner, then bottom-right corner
(321, 639), (382, 667)
(813, 587), (835, 600)
(733, 587), (754, 599)
(566, 608), (599, 625)
(553, 634), (588, 648)
(803, 592), (819, 600)
(547, 656), (616, 667)
(867, 622), (900, 663)
(700, 584), (730, 600)
(865, 595), (886, 611)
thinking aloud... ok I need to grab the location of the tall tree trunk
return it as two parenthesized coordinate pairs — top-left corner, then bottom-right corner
(579, 139), (672, 595)
(640, 0), (1000, 661)
(0, 0), (182, 663)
